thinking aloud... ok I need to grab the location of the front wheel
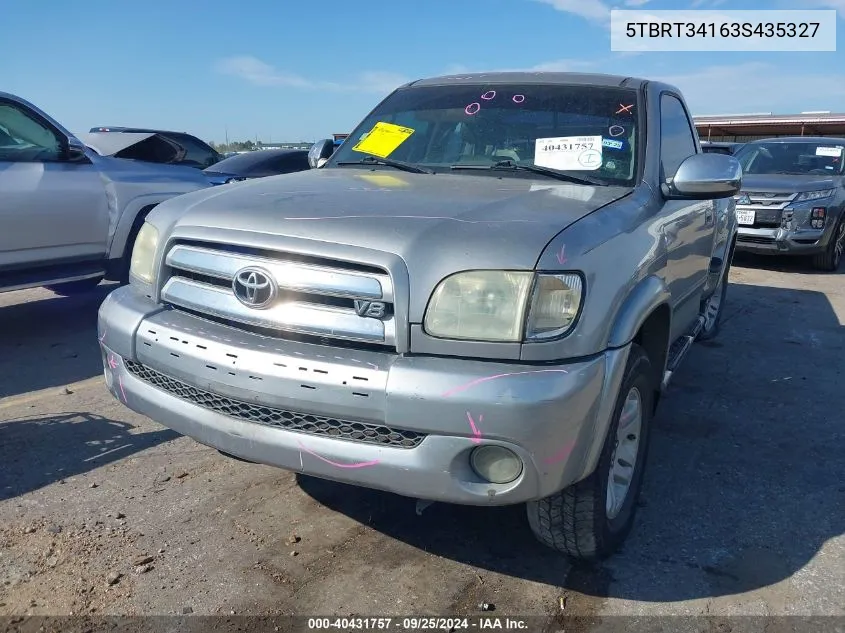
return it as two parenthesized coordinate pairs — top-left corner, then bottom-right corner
(811, 216), (845, 272)
(526, 344), (654, 561)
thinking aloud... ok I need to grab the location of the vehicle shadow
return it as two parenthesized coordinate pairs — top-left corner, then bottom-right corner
(0, 284), (114, 399)
(0, 411), (179, 501)
(297, 278), (845, 602)
(733, 249), (845, 275)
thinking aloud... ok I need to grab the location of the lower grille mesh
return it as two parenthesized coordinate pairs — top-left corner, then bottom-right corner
(123, 360), (424, 448)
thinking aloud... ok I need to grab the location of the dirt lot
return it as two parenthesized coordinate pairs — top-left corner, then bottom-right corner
(1, 254), (843, 625)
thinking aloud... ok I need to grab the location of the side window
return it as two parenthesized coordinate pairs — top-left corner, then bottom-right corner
(659, 94), (697, 181)
(169, 134), (217, 168)
(0, 103), (62, 162)
(263, 154), (308, 174)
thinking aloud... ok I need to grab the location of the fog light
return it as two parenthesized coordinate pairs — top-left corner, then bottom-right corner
(470, 445), (523, 484)
(811, 207), (826, 229)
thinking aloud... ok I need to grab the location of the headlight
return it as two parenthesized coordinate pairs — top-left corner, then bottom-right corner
(795, 189), (834, 202)
(424, 271), (534, 342)
(129, 222), (159, 284)
(423, 271), (583, 342)
(524, 273), (583, 340)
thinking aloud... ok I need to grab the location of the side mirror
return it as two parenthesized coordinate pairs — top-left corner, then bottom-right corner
(65, 137), (89, 163)
(662, 153), (742, 200)
(308, 139), (335, 168)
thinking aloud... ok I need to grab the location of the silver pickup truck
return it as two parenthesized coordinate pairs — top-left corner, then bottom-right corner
(98, 72), (741, 560)
(0, 92), (210, 295)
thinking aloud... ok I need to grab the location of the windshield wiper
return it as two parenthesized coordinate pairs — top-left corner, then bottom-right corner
(336, 155), (433, 174)
(450, 160), (605, 186)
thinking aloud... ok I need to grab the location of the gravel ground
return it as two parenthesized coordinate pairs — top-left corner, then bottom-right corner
(0, 253), (843, 627)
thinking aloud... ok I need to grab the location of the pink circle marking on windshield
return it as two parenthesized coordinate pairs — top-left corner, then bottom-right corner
(465, 102), (481, 115)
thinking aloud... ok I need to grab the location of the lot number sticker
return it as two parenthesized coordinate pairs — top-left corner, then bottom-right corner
(816, 146), (843, 157)
(535, 136), (603, 171)
(352, 122), (415, 158)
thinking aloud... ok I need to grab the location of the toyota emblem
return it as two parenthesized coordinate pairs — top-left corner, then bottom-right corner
(232, 267), (277, 309)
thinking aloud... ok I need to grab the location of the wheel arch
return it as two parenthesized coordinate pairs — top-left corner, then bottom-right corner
(571, 277), (672, 484)
(104, 202), (158, 281)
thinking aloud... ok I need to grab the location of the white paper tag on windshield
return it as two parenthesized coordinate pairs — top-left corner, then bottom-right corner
(535, 136), (603, 171)
(816, 146), (843, 157)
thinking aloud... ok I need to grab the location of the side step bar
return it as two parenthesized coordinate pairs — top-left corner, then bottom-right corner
(661, 316), (704, 391)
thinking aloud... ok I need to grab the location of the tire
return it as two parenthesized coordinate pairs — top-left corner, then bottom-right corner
(811, 216), (845, 272)
(45, 276), (104, 296)
(526, 343), (654, 561)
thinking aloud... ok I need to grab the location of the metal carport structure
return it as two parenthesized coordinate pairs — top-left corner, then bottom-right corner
(693, 112), (845, 142)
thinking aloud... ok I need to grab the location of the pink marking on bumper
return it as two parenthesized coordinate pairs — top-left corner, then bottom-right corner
(466, 412), (483, 443)
(296, 440), (380, 469)
(441, 369), (568, 398)
(543, 440), (576, 465)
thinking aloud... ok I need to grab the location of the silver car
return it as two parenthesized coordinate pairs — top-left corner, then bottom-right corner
(97, 72), (740, 560)
(0, 92), (210, 295)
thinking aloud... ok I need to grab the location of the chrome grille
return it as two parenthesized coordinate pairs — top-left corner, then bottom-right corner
(124, 360), (425, 448)
(160, 243), (397, 349)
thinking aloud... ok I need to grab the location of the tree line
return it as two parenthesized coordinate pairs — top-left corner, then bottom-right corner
(210, 140), (313, 153)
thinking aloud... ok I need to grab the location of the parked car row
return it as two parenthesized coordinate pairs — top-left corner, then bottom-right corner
(3, 72), (843, 564)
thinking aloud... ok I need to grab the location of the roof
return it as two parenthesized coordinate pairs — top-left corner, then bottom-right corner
(743, 136), (845, 144)
(694, 112), (845, 140)
(694, 113), (845, 125)
(406, 71), (649, 89)
(205, 148), (308, 172)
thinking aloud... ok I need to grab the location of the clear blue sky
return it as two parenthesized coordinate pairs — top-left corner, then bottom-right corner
(3, 0), (843, 144)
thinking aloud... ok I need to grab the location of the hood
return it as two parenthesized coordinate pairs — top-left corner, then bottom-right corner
(78, 132), (157, 156)
(740, 173), (840, 194)
(152, 166), (631, 275)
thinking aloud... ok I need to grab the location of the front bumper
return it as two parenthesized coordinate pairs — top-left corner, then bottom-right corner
(735, 226), (827, 254)
(98, 285), (628, 506)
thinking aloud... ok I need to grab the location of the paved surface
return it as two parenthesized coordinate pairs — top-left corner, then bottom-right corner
(1, 254), (843, 622)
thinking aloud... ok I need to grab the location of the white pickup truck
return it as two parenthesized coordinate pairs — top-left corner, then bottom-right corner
(0, 91), (211, 296)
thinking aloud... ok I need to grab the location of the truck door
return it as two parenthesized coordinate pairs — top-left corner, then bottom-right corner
(0, 97), (110, 271)
(657, 93), (717, 341)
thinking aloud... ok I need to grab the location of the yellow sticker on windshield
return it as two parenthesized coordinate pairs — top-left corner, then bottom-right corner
(352, 122), (415, 158)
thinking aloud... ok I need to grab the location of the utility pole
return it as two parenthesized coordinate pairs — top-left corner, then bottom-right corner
(225, 126), (229, 147)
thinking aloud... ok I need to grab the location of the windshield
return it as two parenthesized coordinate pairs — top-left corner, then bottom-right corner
(327, 83), (641, 186)
(735, 141), (845, 175)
